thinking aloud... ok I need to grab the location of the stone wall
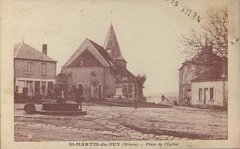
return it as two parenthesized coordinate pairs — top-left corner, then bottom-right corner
(191, 80), (227, 106)
(61, 66), (140, 100)
(62, 66), (119, 99)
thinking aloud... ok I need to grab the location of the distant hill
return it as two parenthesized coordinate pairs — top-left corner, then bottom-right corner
(145, 92), (178, 98)
(145, 92), (179, 103)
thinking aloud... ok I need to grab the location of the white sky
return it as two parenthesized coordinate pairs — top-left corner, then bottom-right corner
(1, 0), (228, 94)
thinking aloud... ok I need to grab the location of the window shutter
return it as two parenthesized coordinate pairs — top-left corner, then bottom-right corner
(35, 62), (38, 74)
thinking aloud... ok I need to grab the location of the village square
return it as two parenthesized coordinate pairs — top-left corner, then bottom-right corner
(9, 0), (228, 142)
(14, 22), (228, 141)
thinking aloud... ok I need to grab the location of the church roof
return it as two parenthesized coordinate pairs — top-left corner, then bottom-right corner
(114, 61), (136, 80)
(103, 24), (126, 61)
(88, 39), (113, 65)
(14, 42), (57, 62)
(62, 38), (136, 80)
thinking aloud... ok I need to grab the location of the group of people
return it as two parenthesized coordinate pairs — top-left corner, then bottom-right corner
(57, 85), (84, 111)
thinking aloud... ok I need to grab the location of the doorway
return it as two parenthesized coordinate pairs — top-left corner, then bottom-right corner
(26, 81), (33, 96)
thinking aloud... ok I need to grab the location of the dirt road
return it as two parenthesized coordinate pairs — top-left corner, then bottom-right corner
(14, 103), (227, 141)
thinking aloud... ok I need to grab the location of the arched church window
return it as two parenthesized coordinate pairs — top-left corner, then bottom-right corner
(123, 84), (127, 95)
(98, 84), (102, 98)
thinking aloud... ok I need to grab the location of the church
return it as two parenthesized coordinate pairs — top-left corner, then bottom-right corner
(59, 24), (140, 100)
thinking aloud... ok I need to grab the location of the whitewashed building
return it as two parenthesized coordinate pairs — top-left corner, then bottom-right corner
(191, 59), (228, 107)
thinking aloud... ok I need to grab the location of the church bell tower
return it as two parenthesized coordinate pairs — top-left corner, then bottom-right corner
(103, 23), (127, 68)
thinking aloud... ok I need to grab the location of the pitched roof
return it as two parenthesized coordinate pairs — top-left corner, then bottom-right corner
(191, 46), (221, 64)
(159, 98), (174, 106)
(113, 61), (136, 80)
(14, 42), (57, 62)
(191, 58), (228, 82)
(103, 24), (125, 61)
(179, 45), (221, 70)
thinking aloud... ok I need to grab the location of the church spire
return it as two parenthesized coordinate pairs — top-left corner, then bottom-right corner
(103, 23), (125, 62)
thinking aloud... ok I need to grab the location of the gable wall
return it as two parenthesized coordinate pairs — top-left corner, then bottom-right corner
(69, 49), (103, 67)
(62, 67), (109, 98)
(64, 40), (110, 68)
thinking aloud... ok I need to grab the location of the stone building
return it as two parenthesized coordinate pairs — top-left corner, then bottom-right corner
(14, 42), (57, 98)
(178, 40), (227, 106)
(60, 24), (139, 100)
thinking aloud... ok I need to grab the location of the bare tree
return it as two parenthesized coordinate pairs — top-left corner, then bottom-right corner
(179, 7), (228, 57)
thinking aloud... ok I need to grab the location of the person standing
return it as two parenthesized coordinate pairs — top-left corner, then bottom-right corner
(69, 85), (83, 111)
(76, 86), (83, 111)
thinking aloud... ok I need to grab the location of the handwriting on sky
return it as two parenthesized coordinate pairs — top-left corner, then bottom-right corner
(166, 0), (202, 23)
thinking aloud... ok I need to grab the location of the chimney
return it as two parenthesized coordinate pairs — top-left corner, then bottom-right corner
(42, 44), (47, 55)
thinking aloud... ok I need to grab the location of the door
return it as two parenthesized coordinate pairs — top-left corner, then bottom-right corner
(204, 88), (208, 105)
(48, 82), (54, 96)
(35, 81), (40, 94)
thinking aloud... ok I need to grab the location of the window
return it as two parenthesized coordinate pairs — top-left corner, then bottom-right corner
(199, 88), (202, 100)
(39, 63), (47, 74)
(41, 81), (46, 94)
(122, 76), (128, 81)
(25, 62), (34, 73)
(48, 82), (54, 90)
(210, 88), (214, 100)
(187, 89), (191, 98)
(123, 84), (127, 95)
(35, 81), (40, 93)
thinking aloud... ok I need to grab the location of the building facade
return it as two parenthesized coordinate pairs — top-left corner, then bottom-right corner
(14, 42), (57, 98)
(60, 24), (139, 100)
(191, 59), (228, 107)
(179, 40), (225, 106)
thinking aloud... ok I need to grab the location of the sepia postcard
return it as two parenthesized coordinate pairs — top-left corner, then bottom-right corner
(1, 0), (240, 148)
